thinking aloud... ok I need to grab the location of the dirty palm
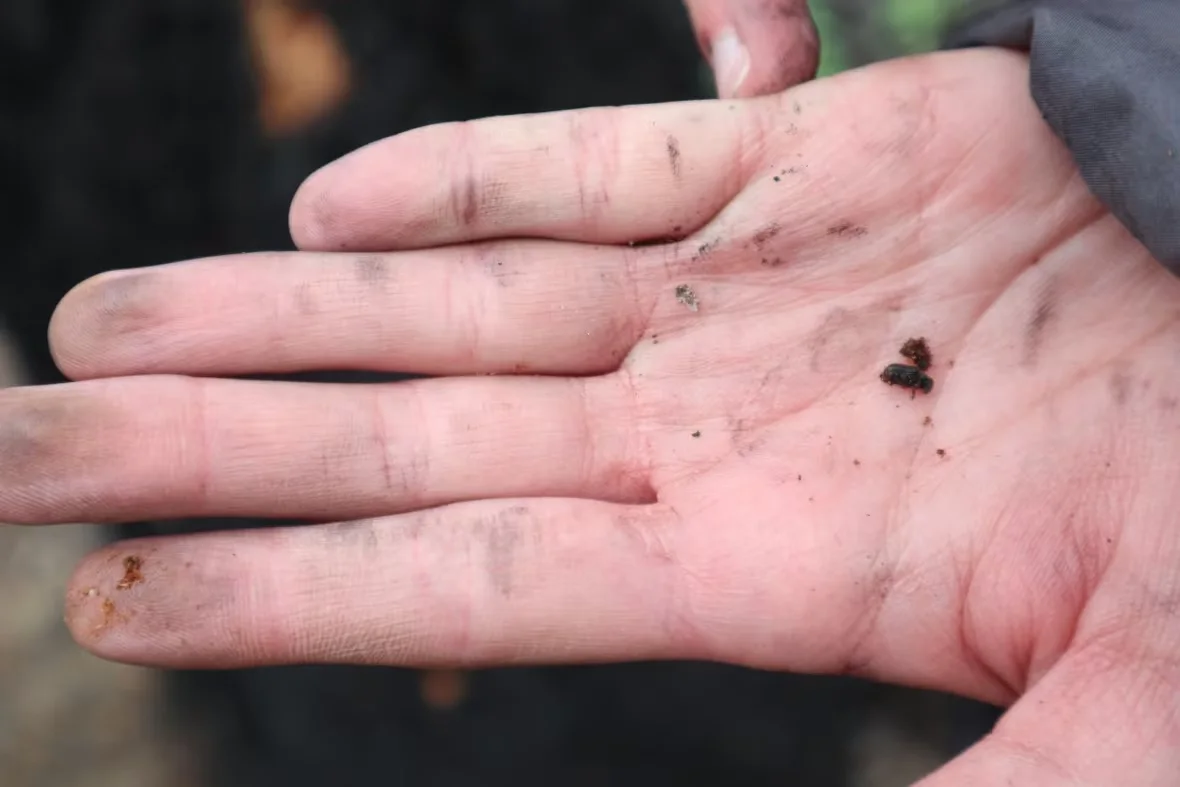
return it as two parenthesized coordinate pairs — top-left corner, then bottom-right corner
(13, 49), (1180, 783)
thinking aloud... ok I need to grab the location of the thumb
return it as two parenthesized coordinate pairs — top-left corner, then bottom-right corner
(684, 0), (819, 98)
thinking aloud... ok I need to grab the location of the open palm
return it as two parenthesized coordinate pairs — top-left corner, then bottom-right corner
(3, 49), (1178, 784)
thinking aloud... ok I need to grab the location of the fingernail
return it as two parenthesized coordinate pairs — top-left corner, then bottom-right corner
(711, 27), (750, 98)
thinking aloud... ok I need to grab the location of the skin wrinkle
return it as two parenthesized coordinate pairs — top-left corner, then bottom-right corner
(190, 376), (214, 513)
(401, 379), (432, 508)
(566, 108), (621, 233)
(368, 384), (398, 500)
(449, 120), (481, 228)
(984, 732), (1085, 785)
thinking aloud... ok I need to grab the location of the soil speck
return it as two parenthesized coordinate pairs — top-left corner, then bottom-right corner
(116, 555), (144, 590)
(675, 284), (699, 311)
(899, 337), (932, 371)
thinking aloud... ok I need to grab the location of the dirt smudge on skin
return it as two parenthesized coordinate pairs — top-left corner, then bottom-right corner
(691, 238), (720, 262)
(323, 518), (382, 553)
(485, 506), (527, 597)
(827, 221), (867, 239)
(99, 598), (117, 630)
(666, 134), (682, 179)
(1109, 370), (1133, 408)
(675, 284), (699, 311)
(115, 555), (144, 590)
(353, 255), (390, 287)
(1023, 275), (1058, 366)
(752, 222), (782, 250)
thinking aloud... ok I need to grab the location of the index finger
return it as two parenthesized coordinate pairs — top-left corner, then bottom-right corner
(288, 99), (761, 252)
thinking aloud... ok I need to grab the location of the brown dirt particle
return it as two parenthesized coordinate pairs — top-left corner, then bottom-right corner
(675, 284), (699, 311)
(899, 337), (932, 371)
(116, 555), (144, 590)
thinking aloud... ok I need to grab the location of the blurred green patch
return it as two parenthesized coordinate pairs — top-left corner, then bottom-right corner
(815, 0), (965, 77)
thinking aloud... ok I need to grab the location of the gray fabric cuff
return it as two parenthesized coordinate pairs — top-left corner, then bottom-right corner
(944, 0), (1180, 275)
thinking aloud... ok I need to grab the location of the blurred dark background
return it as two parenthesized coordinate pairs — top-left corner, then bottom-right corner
(0, 1), (1001, 785)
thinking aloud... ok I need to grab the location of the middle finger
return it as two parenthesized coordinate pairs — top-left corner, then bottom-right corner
(0, 372), (645, 525)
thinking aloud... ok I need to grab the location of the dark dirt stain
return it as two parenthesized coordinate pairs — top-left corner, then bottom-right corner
(827, 221), (868, 239)
(85, 270), (166, 339)
(691, 238), (721, 262)
(853, 459), (861, 467)
(627, 231), (687, 247)
(792, 100), (802, 115)
(760, 257), (785, 267)
(1023, 277), (1058, 365)
(936, 449), (946, 458)
(353, 255), (389, 286)
(294, 281), (318, 316)
(923, 416), (933, 426)
(486, 507), (527, 597)
(324, 518), (382, 552)
(0, 392), (120, 498)
(115, 555), (144, 590)
(675, 284), (699, 311)
(666, 134), (682, 179)
(1109, 371), (1133, 408)
(691, 430), (701, 438)
(752, 222), (782, 250)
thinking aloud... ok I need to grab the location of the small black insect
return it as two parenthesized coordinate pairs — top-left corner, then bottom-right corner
(880, 363), (934, 394)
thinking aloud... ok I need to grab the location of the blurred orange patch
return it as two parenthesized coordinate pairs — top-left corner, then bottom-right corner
(242, 0), (351, 136)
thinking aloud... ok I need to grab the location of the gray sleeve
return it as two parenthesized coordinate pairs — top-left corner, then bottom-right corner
(943, 0), (1180, 275)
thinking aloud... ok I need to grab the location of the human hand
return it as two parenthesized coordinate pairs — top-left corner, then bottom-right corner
(684, 0), (818, 97)
(4, 48), (1179, 783)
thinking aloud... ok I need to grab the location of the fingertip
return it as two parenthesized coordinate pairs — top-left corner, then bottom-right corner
(288, 165), (336, 251)
(288, 136), (392, 251)
(734, 10), (820, 98)
(63, 542), (137, 656)
(711, 26), (751, 99)
(62, 537), (233, 668)
(46, 273), (106, 380)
